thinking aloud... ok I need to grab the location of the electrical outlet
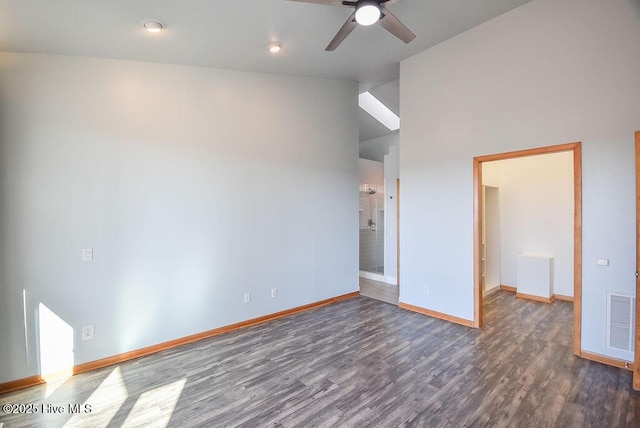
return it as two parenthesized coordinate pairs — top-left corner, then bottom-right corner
(424, 287), (430, 295)
(82, 248), (93, 262)
(271, 288), (277, 299)
(244, 293), (251, 303)
(81, 324), (95, 341)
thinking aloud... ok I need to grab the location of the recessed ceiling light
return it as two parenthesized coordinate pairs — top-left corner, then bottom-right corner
(267, 42), (283, 54)
(144, 21), (164, 33)
(355, 1), (381, 26)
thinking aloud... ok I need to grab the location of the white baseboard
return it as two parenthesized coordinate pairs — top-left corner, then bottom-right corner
(359, 270), (385, 282)
(359, 270), (398, 286)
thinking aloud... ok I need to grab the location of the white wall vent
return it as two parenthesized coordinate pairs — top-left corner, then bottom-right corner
(606, 293), (635, 352)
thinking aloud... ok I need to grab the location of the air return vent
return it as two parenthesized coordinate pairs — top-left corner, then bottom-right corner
(606, 293), (634, 352)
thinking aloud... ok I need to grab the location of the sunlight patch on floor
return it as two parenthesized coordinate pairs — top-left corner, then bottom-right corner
(122, 378), (187, 427)
(64, 366), (129, 427)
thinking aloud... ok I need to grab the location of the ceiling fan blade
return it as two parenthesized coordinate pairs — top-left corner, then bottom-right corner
(287, 0), (350, 6)
(326, 12), (358, 51)
(378, 6), (416, 44)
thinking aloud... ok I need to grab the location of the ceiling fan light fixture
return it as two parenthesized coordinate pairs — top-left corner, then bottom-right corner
(355, 2), (381, 26)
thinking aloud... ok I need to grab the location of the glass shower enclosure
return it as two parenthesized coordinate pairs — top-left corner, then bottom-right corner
(359, 183), (385, 276)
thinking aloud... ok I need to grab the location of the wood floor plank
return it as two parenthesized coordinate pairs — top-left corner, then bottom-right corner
(1, 291), (640, 427)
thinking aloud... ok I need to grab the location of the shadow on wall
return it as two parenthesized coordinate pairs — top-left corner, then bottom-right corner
(630, 0), (640, 18)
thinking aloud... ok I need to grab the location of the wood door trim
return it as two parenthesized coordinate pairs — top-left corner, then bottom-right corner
(474, 142), (579, 163)
(397, 178), (400, 288)
(634, 131), (640, 390)
(473, 159), (483, 328)
(473, 142), (582, 356)
(572, 143), (583, 356)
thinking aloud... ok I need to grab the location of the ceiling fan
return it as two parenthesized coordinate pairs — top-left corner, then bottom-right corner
(288, 0), (416, 51)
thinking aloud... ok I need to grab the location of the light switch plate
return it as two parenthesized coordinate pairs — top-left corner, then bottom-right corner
(597, 258), (609, 266)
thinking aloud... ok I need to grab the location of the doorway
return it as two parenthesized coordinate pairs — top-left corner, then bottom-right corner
(482, 185), (500, 296)
(358, 175), (400, 304)
(473, 142), (582, 355)
(358, 148), (400, 287)
(359, 182), (386, 277)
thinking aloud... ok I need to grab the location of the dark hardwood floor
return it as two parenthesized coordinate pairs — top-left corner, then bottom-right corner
(1, 291), (639, 427)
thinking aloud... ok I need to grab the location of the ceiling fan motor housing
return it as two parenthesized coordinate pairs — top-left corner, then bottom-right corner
(290, 0), (415, 51)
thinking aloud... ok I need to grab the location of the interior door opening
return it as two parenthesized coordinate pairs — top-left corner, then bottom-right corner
(482, 185), (500, 297)
(473, 142), (582, 356)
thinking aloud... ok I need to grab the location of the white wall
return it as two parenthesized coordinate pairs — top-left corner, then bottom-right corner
(358, 158), (384, 185)
(0, 53), (359, 383)
(359, 133), (399, 162)
(482, 163), (501, 188)
(483, 153), (574, 297)
(483, 186), (500, 293)
(400, 0), (639, 361)
(384, 146), (399, 281)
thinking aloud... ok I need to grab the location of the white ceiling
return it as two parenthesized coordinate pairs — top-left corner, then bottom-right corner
(0, 0), (533, 141)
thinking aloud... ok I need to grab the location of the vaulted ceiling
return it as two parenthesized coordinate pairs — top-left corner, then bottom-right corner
(0, 0), (533, 142)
